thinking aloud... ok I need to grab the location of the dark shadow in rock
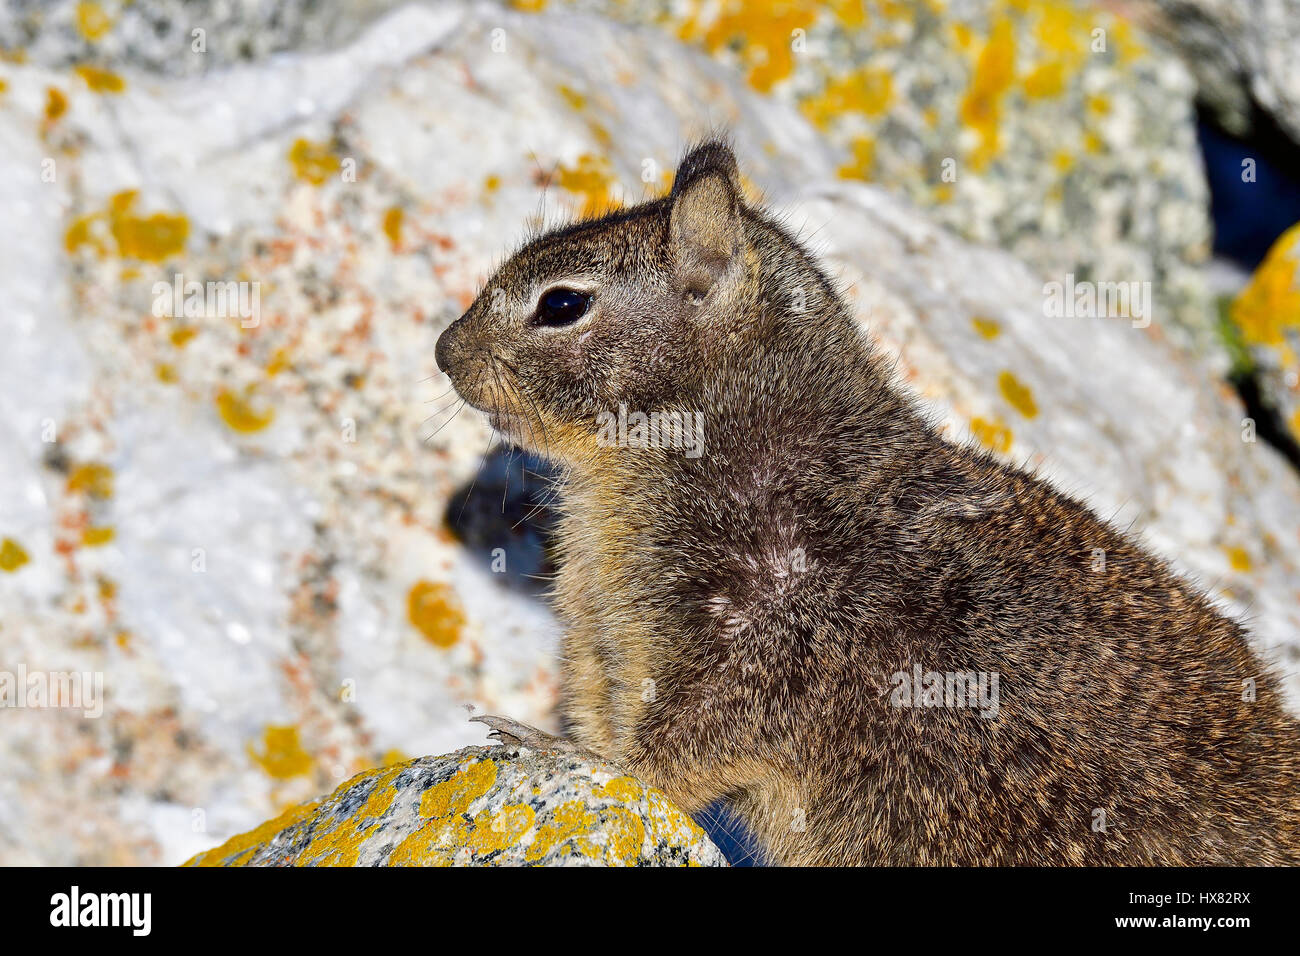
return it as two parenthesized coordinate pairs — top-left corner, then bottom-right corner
(443, 446), (559, 596)
(694, 801), (763, 867)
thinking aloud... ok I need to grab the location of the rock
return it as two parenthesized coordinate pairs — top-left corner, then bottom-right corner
(1230, 223), (1300, 447)
(184, 745), (727, 866)
(535, 0), (1217, 359)
(1122, 0), (1300, 144)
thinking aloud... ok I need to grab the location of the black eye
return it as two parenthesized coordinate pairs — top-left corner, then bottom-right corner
(534, 288), (590, 327)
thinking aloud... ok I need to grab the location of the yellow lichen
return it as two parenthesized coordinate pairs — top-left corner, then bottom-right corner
(419, 760), (497, 819)
(66, 190), (188, 261)
(524, 799), (600, 862)
(464, 803), (536, 855)
(803, 66), (895, 130)
(382, 206), (404, 247)
(75, 2), (113, 41)
(683, 0), (817, 93)
(1225, 546), (1252, 573)
(555, 153), (617, 219)
(82, 526), (115, 547)
(998, 370), (1039, 419)
(67, 462), (114, 498)
(407, 579), (465, 648)
(248, 725), (314, 780)
(216, 387), (275, 433)
(971, 316), (1002, 339)
(1022, 61), (1064, 99)
(1231, 223), (1300, 349)
(170, 326), (197, 348)
(288, 138), (341, 185)
(0, 538), (30, 572)
(837, 136), (876, 181)
(960, 17), (1016, 172)
(74, 64), (125, 93)
(185, 798), (323, 867)
(970, 416), (1013, 453)
(45, 87), (68, 121)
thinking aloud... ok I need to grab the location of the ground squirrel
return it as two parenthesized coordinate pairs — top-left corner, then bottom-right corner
(436, 141), (1300, 865)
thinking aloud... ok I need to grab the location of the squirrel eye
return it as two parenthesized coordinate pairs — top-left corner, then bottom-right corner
(534, 288), (590, 327)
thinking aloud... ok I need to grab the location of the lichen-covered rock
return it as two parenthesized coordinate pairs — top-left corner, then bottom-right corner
(538, 0), (1216, 358)
(1123, 0), (1300, 144)
(184, 746), (727, 866)
(1230, 223), (1300, 444)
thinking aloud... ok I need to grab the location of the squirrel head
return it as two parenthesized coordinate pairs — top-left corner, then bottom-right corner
(436, 140), (844, 466)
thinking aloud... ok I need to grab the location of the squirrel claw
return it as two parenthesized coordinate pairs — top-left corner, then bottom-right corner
(470, 714), (580, 753)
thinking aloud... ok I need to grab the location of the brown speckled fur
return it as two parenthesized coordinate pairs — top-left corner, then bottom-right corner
(436, 141), (1300, 865)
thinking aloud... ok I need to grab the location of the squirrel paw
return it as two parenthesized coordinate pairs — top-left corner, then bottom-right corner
(470, 714), (581, 754)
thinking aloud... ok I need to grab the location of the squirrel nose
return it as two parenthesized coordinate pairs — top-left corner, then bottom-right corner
(435, 318), (461, 375)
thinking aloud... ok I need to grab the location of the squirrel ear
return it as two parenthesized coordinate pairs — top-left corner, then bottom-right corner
(669, 142), (742, 290)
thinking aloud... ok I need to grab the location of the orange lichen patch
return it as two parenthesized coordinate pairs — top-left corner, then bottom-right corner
(557, 84), (586, 110)
(681, 0), (817, 93)
(509, 0), (548, 10)
(185, 797), (323, 866)
(0, 79), (8, 96)
(595, 775), (643, 804)
(45, 86), (68, 121)
(110, 192), (187, 258)
(555, 153), (618, 218)
(75, 2), (114, 41)
(998, 370), (1039, 419)
(288, 138), (341, 185)
(0, 537), (30, 572)
(465, 803), (536, 855)
(837, 136), (876, 181)
(419, 760), (498, 819)
(1290, 409), (1300, 444)
(248, 725), (314, 780)
(524, 799), (600, 862)
(155, 363), (177, 383)
(960, 16), (1016, 172)
(803, 66), (895, 131)
(216, 387), (275, 433)
(407, 579), (465, 648)
(1086, 94), (1111, 116)
(1022, 61), (1064, 99)
(971, 316), (1002, 339)
(382, 206), (404, 247)
(1224, 546), (1252, 572)
(601, 807), (646, 862)
(66, 190), (189, 261)
(82, 526), (115, 547)
(298, 765), (409, 865)
(970, 416), (1013, 454)
(1231, 223), (1300, 349)
(169, 325), (197, 348)
(483, 174), (501, 193)
(265, 347), (291, 376)
(74, 64), (125, 93)
(67, 462), (114, 498)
